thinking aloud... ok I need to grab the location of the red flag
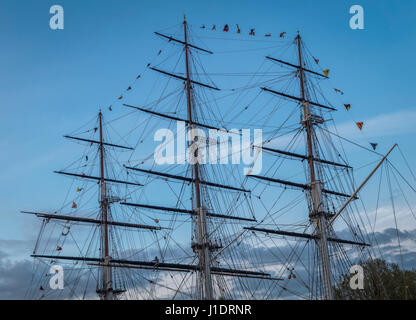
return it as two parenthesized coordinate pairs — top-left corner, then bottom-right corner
(72, 202), (77, 209)
(56, 246), (62, 251)
(356, 122), (364, 130)
(313, 57), (319, 64)
(223, 24), (229, 32)
(236, 24), (241, 34)
(249, 29), (255, 36)
(265, 33), (271, 37)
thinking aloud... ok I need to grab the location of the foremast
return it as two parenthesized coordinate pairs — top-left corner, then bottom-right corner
(98, 111), (113, 300)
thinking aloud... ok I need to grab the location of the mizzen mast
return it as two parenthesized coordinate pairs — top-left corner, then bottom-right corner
(296, 33), (333, 300)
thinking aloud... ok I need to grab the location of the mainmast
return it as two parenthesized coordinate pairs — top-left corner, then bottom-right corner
(296, 33), (333, 300)
(183, 16), (213, 300)
(98, 111), (113, 300)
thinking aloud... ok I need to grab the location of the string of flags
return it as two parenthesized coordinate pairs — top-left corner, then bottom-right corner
(201, 23), (288, 38)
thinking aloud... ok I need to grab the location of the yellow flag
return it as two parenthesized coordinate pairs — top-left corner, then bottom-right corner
(323, 69), (330, 77)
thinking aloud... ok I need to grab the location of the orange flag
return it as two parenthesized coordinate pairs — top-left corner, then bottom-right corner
(356, 122), (364, 130)
(323, 69), (330, 77)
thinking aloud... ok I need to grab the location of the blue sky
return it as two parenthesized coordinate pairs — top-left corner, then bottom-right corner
(0, 0), (416, 272)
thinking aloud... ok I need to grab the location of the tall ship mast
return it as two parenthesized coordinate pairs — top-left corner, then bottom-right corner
(23, 18), (415, 300)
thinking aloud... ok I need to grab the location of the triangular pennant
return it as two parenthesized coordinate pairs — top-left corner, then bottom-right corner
(356, 122), (364, 130)
(370, 143), (378, 150)
(157, 50), (162, 55)
(118, 95), (123, 100)
(72, 202), (77, 209)
(212, 24), (216, 31)
(344, 104), (351, 110)
(280, 32), (286, 38)
(223, 24), (229, 32)
(313, 57), (319, 64)
(249, 29), (255, 36)
(323, 69), (330, 77)
(265, 33), (271, 37)
(236, 24), (241, 34)
(127, 86), (132, 91)
(200, 25), (205, 29)
(334, 88), (344, 95)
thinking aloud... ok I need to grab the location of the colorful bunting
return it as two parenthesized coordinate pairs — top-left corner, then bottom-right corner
(223, 24), (229, 32)
(323, 69), (330, 77)
(356, 122), (364, 130)
(344, 104), (351, 111)
(334, 88), (344, 95)
(249, 29), (255, 36)
(62, 226), (70, 236)
(280, 32), (286, 38)
(370, 143), (378, 150)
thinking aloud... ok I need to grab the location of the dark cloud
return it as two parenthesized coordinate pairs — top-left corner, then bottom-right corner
(0, 257), (33, 299)
(0, 227), (415, 299)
